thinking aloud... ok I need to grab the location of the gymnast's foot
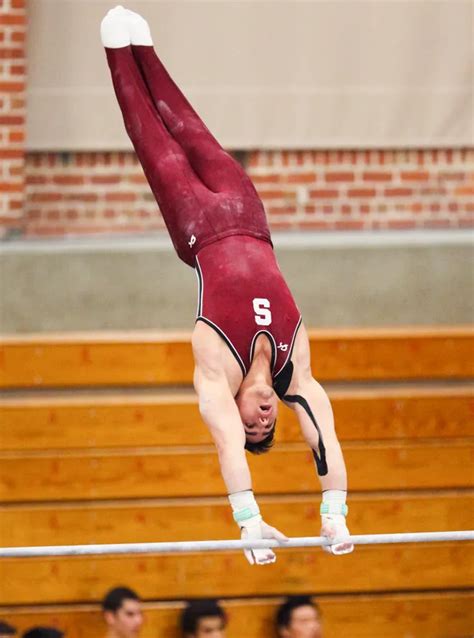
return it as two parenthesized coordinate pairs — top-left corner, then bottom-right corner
(124, 8), (154, 46)
(100, 5), (130, 48)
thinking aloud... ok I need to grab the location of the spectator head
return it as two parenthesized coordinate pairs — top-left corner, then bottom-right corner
(0, 621), (16, 637)
(22, 629), (64, 638)
(276, 596), (322, 638)
(180, 599), (227, 638)
(102, 587), (144, 638)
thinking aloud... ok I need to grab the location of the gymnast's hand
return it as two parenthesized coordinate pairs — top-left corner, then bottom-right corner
(240, 517), (289, 565)
(320, 514), (354, 555)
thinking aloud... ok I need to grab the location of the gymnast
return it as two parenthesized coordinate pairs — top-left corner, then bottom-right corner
(100, 5), (353, 565)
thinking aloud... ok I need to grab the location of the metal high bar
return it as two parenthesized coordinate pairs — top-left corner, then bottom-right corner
(1, 531), (473, 558)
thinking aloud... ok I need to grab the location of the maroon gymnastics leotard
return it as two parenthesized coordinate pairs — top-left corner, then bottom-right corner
(104, 43), (301, 381)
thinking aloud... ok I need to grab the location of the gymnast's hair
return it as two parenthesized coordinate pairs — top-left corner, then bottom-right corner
(102, 586), (140, 612)
(244, 420), (276, 454)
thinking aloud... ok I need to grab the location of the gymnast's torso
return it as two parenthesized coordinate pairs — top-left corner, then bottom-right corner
(194, 235), (302, 388)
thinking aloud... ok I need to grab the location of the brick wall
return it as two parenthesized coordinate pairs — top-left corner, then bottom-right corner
(22, 148), (473, 237)
(0, 0), (26, 237)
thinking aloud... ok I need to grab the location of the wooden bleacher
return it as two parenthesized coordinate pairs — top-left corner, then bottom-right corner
(0, 327), (473, 637)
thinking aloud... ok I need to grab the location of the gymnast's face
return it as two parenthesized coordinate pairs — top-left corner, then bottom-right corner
(105, 598), (144, 638)
(236, 382), (278, 443)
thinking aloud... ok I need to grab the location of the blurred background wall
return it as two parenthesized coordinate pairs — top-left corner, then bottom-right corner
(0, 0), (472, 331)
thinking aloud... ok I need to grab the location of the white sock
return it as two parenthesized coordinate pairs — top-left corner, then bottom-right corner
(100, 5), (130, 48)
(126, 9), (154, 46)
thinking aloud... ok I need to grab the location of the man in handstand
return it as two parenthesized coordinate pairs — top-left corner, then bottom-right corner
(100, 6), (353, 565)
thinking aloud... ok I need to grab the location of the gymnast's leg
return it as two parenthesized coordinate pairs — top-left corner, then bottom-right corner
(124, 9), (254, 196)
(101, 7), (210, 264)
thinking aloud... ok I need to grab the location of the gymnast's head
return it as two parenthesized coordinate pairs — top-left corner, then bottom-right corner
(236, 379), (278, 453)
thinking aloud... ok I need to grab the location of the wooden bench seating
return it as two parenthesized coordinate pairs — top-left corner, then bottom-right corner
(1, 492), (472, 548)
(1, 327), (472, 388)
(1, 384), (472, 450)
(1, 543), (473, 605)
(2, 592), (473, 638)
(0, 440), (472, 502)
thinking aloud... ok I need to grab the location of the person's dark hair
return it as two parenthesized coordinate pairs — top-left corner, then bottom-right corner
(276, 596), (320, 630)
(22, 629), (63, 638)
(0, 621), (16, 635)
(102, 586), (140, 613)
(180, 599), (227, 634)
(244, 420), (276, 455)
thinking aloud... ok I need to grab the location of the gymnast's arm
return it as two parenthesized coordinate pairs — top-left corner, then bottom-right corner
(285, 323), (354, 554)
(192, 337), (251, 493)
(192, 331), (288, 564)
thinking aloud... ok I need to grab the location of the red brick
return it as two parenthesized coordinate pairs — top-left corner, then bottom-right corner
(347, 188), (376, 198)
(0, 150), (23, 159)
(455, 186), (474, 196)
(387, 220), (417, 229)
(249, 174), (281, 184)
(105, 192), (136, 202)
(26, 175), (48, 185)
(308, 189), (338, 199)
(46, 210), (61, 221)
(384, 188), (413, 197)
(429, 203), (441, 212)
(334, 220), (365, 230)
(30, 193), (62, 202)
(10, 97), (25, 109)
(298, 220), (332, 230)
(420, 187), (447, 196)
(325, 172), (355, 182)
(362, 172), (392, 182)
(64, 193), (98, 202)
(11, 31), (26, 43)
(267, 205), (297, 215)
(12, 0), (26, 8)
(400, 171), (430, 181)
(0, 81), (25, 93)
(411, 203), (423, 213)
(10, 64), (25, 74)
(90, 175), (121, 185)
(0, 47), (24, 59)
(8, 198), (23, 210)
(9, 165), (23, 177)
(448, 202), (459, 212)
(257, 190), (292, 199)
(360, 204), (370, 214)
(437, 172), (466, 181)
(127, 174), (148, 185)
(0, 115), (24, 126)
(285, 173), (317, 184)
(0, 182), (22, 192)
(52, 175), (85, 186)
(8, 130), (24, 143)
(0, 15), (26, 26)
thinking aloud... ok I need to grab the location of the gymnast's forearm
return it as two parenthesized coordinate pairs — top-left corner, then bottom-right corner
(295, 378), (348, 491)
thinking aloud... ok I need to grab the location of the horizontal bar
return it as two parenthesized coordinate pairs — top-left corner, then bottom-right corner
(1, 531), (473, 558)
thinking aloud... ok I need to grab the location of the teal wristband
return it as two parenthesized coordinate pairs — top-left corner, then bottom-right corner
(233, 506), (260, 524)
(320, 502), (348, 516)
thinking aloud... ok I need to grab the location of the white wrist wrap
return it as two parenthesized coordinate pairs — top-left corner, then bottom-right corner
(321, 490), (348, 516)
(228, 490), (261, 525)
